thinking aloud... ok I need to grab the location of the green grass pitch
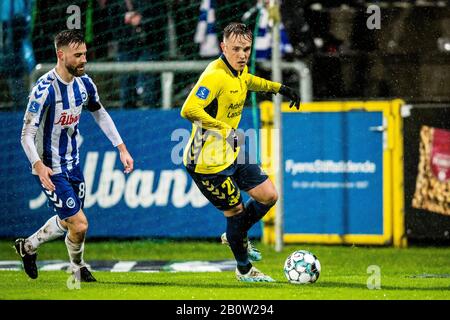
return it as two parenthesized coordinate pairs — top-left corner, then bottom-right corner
(0, 239), (449, 300)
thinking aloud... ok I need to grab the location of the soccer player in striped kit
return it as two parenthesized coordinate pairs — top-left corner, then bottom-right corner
(15, 30), (134, 282)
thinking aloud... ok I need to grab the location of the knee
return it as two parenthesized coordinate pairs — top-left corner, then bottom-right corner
(262, 190), (278, 207)
(70, 220), (88, 236)
(224, 204), (245, 217)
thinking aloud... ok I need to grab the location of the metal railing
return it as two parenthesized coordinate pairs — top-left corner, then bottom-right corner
(30, 60), (313, 109)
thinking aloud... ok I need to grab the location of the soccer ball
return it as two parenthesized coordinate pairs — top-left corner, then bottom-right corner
(284, 250), (321, 284)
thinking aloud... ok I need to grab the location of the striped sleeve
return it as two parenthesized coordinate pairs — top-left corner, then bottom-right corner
(23, 78), (52, 127)
(81, 74), (101, 111)
(21, 79), (53, 167)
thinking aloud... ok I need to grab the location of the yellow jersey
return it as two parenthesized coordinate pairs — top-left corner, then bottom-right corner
(181, 55), (281, 174)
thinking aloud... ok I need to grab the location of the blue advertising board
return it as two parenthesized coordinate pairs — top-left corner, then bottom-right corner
(0, 109), (261, 238)
(282, 111), (384, 235)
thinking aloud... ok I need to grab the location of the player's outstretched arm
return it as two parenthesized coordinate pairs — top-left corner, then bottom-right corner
(246, 73), (301, 110)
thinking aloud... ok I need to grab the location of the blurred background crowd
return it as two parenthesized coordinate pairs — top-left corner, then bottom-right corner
(1, 0), (450, 110)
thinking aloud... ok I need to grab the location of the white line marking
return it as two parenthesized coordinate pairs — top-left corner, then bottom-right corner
(111, 261), (137, 272)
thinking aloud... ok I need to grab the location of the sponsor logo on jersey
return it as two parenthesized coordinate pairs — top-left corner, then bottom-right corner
(227, 100), (244, 118)
(195, 86), (210, 100)
(54, 112), (80, 126)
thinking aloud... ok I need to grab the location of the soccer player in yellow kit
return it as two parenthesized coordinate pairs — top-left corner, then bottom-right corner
(181, 22), (300, 282)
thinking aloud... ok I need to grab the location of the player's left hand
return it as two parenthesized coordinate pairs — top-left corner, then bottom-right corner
(278, 85), (301, 110)
(119, 149), (134, 174)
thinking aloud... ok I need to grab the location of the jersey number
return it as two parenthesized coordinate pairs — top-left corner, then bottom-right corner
(78, 182), (85, 199)
(221, 178), (236, 196)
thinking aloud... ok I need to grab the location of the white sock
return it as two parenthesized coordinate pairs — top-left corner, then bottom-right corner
(25, 215), (67, 254)
(65, 234), (86, 270)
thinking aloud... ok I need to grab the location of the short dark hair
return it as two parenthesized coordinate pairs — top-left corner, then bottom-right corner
(223, 22), (252, 41)
(54, 30), (85, 50)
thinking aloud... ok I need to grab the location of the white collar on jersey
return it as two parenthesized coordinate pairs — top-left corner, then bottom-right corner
(52, 68), (76, 85)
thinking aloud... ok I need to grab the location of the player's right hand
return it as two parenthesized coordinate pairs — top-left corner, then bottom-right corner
(34, 161), (55, 191)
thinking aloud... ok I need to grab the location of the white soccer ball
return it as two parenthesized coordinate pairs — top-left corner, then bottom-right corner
(284, 250), (321, 284)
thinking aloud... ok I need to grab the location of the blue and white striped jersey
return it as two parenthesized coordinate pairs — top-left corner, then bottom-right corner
(22, 68), (101, 174)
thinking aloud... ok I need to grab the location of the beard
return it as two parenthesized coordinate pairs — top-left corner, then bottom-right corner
(66, 63), (85, 77)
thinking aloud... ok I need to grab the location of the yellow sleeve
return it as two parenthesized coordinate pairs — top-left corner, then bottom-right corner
(180, 72), (232, 131)
(246, 73), (282, 93)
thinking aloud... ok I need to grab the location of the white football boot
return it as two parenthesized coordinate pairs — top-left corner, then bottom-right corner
(236, 266), (275, 282)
